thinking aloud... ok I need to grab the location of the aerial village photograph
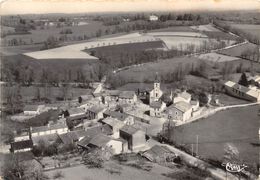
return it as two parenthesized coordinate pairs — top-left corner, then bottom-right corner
(0, 0), (259, 179)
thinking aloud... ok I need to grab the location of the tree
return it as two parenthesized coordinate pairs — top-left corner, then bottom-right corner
(238, 73), (249, 87)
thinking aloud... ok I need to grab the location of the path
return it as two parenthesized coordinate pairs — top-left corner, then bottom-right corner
(176, 102), (260, 126)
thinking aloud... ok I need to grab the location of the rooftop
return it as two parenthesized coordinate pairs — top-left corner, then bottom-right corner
(87, 106), (106, 114)
(31, 123), (67, 133)
(177, 91), (191, 100)
(225, 81), (260, 98)
(120, 125), (143, 135)
(11, 140), (33, 150)
(89, 133), (111, 148)
(24, 105), (44, 111)
(102, 117), (125, 128)
(150, 101), (163, 108)
(104, 110), (129, 121)
(169, 101), (192, 113)
(68, 108), (85, 116)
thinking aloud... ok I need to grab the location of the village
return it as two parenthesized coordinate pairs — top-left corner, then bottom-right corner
(1, 68), (258, 179)
(1, 6), (260, 180)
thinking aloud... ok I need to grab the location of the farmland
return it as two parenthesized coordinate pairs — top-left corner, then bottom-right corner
(217, 42), (259, 57)
(230, 23), (260, 40)
(171, 105), (259, 168)
(190, 24), (220, 32)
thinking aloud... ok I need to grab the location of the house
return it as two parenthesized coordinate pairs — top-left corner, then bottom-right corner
(78, 132), (124, 154)
(103, 90), (120, 104)
(167, 101), (192, 121)
(141, 145), (177, 163)
(10, 140), (33, 153)
(119, 125), (146, 151)
(67, 108), (85, 117)
(101, 117), (125, 138)
(149, 101), (166, 117)
(224, 81), (260, 102)
(14, 129), (30, 142)
(248, 75), (260, 87)
(30, 123), (68, 137)
(149, 74), (163, 104)
(118, 91), (137, 104)
(173, 91), (191, 104)
(103, 110), (135, 125)
(87, 134), (123, 154)
(190, 100), (199, 112)
(87, 106), (107, 120)
(58, 130), (89, 145)
(149, 15), (158, 21)
(32, 134), (59, 146)
(24, 105), (45, 116)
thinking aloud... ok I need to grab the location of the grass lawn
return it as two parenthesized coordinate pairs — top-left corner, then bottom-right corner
(171, 105), (259, 168)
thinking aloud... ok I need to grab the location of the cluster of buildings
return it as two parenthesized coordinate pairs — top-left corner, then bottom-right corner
(10, 73), (205, 156)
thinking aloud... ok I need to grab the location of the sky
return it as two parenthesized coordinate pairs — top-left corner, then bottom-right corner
(0, 0), (260, 15)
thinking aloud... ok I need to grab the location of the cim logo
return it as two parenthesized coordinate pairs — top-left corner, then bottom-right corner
(222, 162), (248, 173)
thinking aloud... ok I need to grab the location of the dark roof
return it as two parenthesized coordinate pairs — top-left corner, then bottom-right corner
(103, 110), (129, 121)
(67, 114), (87, 121)
(31, 123), (67, 133)
(68, 108), (85, 116)
(11, 140), (33, 151)
(150, 101), (163, 108)
(88, 134), (111, 148)
(87, 106), (105, 114)
(59, 130), (90, 144)
(120, 125), (143, 135)
(119, 91), (136, 99)
(77, 126), (111, 148)
(102, 117), (125, 128)
(142, 145), (175, 162)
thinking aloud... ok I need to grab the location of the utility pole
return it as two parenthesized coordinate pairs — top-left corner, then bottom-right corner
(191, 144), (194, 156)
(196, 135), (199, 157)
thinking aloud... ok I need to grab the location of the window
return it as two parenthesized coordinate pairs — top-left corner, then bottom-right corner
(156, 93), (158, 97)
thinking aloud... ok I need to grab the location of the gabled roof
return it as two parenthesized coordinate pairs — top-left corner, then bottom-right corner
(225, 81), (260, 98)
(119, 91), (136, 99)
(169, 101), (192, 113)
(120, 125), (143, 135)
(142, 145), (175, 162)
(66, 114), (87, 121)
(11, 140), (33, 151)
(77, 126), (111, 148)
(58, 130), (89, 144)
(87, 106), (106, 114)
(104, 90), (120, 96)
(68, 108), (85, 116)
(102, 117), (125, 129)
(177, 91), (191, 100)
(89, 134), (111, 148)
(103, 110), (129, 121)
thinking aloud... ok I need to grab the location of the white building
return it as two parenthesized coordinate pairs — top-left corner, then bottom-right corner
(149, 15), (159, 21)
(167, 101), (193, 121)
(24, 105), (45, 116)
(30, 123), (68, 137)
(149, 101), (166, 117)
(224, 81), (260, 102)
(173, 91), (191, 104)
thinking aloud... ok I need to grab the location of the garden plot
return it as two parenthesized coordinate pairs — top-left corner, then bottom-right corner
(190, 24), (220, 32)
(196, 52), (240, 63)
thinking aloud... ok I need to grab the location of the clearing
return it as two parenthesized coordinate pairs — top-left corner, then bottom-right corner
(218, 42), (258, 57)
(231, 23), (260, 40)
(190, 24), (220, 32)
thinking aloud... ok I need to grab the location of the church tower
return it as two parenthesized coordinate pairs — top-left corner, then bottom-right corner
(149, 72), (163, 103)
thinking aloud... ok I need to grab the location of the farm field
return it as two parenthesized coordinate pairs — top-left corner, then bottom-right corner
(196, 52), (240, 63)
(171, 105), (259, 167)
(190, 24), (221, 32)
(1, 44), (43, 56)
(1, 21), (106, 45)
(24, 30), (236, 60)
(218, 42), (258, 57)
(230, 23), (260, 40)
